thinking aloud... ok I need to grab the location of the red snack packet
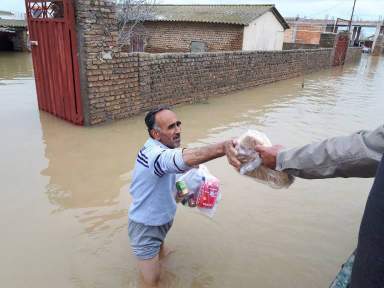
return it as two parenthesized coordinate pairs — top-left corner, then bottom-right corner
(197, 180), (219, 208)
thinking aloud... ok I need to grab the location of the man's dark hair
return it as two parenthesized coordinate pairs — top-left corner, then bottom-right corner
(144, 105), (171, 136)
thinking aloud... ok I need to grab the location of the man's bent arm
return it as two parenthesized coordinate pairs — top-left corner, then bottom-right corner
(276, 125), (384, 179)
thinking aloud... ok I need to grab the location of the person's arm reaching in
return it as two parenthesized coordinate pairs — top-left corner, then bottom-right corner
(257, 125), (384, 179)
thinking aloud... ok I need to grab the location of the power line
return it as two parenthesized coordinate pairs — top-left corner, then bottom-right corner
(306, 2), (346, 17)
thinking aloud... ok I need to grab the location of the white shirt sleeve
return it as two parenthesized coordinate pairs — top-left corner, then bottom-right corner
(153, 148), (191, 177)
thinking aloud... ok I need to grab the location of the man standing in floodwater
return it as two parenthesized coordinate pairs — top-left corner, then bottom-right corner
(128, 106), (235, 287)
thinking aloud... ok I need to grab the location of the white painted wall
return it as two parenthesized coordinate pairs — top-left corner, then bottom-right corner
(242, 11), (285, 51)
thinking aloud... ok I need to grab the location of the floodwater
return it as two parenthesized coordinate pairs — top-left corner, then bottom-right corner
(1, 51), (383, 288)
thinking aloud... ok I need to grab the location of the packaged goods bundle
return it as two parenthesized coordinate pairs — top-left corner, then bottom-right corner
(175, 165), (220, 218)
(236, 130), (294, 188)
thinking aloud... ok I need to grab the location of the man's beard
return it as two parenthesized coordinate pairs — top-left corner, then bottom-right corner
(173, 134), (181, 147)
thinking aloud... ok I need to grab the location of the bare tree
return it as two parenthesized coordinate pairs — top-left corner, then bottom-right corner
(115, 0), (156, 50)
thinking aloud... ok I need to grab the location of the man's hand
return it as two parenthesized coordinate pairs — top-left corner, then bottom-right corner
(255, 144), (284, 169)
(224, 139), (241, 170)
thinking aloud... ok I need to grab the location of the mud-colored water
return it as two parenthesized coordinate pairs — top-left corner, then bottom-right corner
(1, 52), (383, 287)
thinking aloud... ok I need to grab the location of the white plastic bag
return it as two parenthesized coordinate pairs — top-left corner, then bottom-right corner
(236, 130), (294, 188)
(175, 165), (221, 218)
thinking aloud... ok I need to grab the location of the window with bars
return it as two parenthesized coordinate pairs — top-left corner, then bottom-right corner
(27, 1), (64, 19)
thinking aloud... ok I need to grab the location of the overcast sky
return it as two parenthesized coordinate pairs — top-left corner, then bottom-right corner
(2, 0), (383, 20)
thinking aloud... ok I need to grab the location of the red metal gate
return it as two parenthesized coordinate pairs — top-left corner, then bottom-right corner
(25, 0), (83, 125)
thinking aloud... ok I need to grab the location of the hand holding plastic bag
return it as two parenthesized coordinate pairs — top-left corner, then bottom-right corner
(236, 130), (294, 188)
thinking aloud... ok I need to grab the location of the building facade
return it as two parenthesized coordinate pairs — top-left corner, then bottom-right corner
(125, 5), (289, 53)
(243, 11), (285, 50)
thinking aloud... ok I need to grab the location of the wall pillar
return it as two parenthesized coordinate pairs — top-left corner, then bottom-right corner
(332, 32), (349, 66)
(73, 0), (140, 125)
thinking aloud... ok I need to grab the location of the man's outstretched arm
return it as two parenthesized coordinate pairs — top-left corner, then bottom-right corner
(182, 140), (237, 167)
(154, 140), (238, 175)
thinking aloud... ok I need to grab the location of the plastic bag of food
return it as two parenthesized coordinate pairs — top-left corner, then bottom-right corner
(236, 130), (294, 188)
(175, 165), (221, 218)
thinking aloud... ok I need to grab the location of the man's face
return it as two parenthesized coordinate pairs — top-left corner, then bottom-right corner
(152, 110), (181, 148)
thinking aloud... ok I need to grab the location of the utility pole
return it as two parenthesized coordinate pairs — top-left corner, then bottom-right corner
(348, 0), (356, 32)
(348, 0), (357, 46)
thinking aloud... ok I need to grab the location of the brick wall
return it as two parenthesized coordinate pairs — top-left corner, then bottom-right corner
(345, 47), (363, 63)
(137, 49), (334, 108)
(74, 1), (361, 126)
(142, 21), (244, 53)
(319, 32), (336, 48)
(283, 43), (319, 50)
(284, 22), (325, 45)
(296, 30), (322, 44)
(283, 26), (295, 43)
(75, 0), (141, 125)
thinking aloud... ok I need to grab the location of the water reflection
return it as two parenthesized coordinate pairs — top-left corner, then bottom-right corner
(39, 112), (143, 209)
(0, 52), (34, 80)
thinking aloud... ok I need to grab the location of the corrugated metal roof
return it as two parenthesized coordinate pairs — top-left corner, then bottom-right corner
(0, 19), (27, 28)
(142, 5), (289, 28)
